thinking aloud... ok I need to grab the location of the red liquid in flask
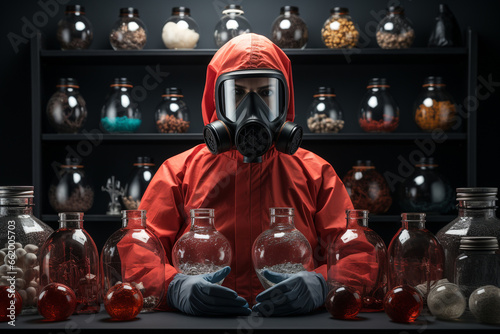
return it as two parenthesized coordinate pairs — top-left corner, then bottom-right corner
(37, 283), (77, 321)
(325, 286), (362, 319)
(104, 283), (143, 321)
(0, 286), (22, 322)
(384, 285), (423, 323)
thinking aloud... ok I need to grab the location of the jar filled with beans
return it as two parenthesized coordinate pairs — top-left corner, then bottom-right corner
(307, 87), (344, 133)
(322, 7), (359, 49)
(155, 87), (190, 133)
(376, 6), (415, 49)
(358, 78), (399, 133)
(414, 76), (457, 132)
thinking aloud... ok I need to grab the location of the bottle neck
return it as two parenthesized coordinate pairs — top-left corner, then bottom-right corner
(270, 215), (294, 229)
(191, 216), (215, 231)
(402, 220), (425, 229)
(345, 210), (369, 228)
(458, 207), (497, 219)
(60, 220), (83, 229)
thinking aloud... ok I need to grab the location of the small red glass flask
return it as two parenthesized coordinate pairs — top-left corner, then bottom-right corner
(104, 283), (143, 320)
(0, 286), (22, 322)
(37, 283), (77, 321)
(384, 285), (423, 323)
(325, 285), (362, 319)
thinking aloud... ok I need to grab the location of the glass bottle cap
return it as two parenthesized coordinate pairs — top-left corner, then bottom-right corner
(0, 186), (34, 198)
(65, 5), (85, 13)
(173, 7), (190, 15)
(331, 7), (349, 15)
(281, 6), (299, 14)
(367, 78), (389, 88)
(120, 7), (138, 16)
(57, 78), (79, 88)
(456, 187), (498, 201)
(459, 236), (499, 251)
(388, 6), (404, 14)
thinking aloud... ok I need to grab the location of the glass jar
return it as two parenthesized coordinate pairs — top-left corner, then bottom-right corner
(101, 78), (141, 133)
(49, 158), (94, 213)
(252, 208), (314, 289)
(57, 5), (93, 50)
(46, 78), (87, 134)
(172, 209), (232, 280)
(359, 78), (399, 132)
(376, 6), (415, 49)
(414, 76), (457, 132)
(455, 237), (500, 300)
(0, 186), (54, 314)
(388, 213), (445, 301)
(436, 188), (500, 282)
(321, 7), (359, 49)
(214, 4), (252, 48)
(342, 160), (392, 214)
(39, 212), (100, 314)
(398, 157), (454, 214)
(110, 7), (147, 50)
(101, 210), (165, 312)
(122, 157), (155, 210)
(155, 87), (190, 133)
(271, 6), (308, 49)
(162, 7), (199, 49)
(327, 210), (388, 312)
(307, 87), (344, 133)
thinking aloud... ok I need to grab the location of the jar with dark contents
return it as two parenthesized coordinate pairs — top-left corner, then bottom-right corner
(110, 8), (147, 50)
(343, 160), (392, 214)
(101, 78), (141, 133)
(162, 7), (200, 49)
(307, 87), (344, 133)
(57, 5), (93, 50)
(322, 7), (359, 49)
(155, 88), (190, 133)
(214, 5), (252, 48)
(359, 78), (399, 133)
(122, 157), (155, 210)
(376, 6), (415, 49)
(414, 76), (457, 132)
(49, 158), (94, 213)
(271, 6), (308, 49)
(46, 78), (87, 134)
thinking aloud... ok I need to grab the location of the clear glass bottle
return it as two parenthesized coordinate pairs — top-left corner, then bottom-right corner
(172, 209), (232, 280)
(307, 87), (344, 133)
(155, 87), (190, 133)
(436, 188), (500, 282)
(214, 4), (252, 48)
(110, 7), (147, 50)
(388, 213), (445, 301)
(342, 160), (392, 214)
(322, 7), (359, 49)
(122, 157), (155, 210)
(162, 7), (200, 49)
(414, 76), (457, 132)
(0, 186), (54, 314)
(57, 5), (93, 50)
(252, 207), (314, 289)
(271, 6), (308, 49)
(101, 78), (141, 133)
(101, 210), (165, 312)
(398, 157), (454, 214)
(46, 78), (87, 134)
(359, 78), (399, 132)
(376, 6), (415, 49)
(455, 237), (500, 300)
(49, 158), (94, 213)
(327, 210), (388, 312)
(39, 212), (100, 314)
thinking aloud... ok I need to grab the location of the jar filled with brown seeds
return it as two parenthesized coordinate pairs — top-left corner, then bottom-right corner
(321, 7), (359, 49)
(307, 87), (344, 133)
(155, 87), (190, 133)
(271, 6), (308, 49)
(376, 6), (415, 49)
(110, 7), (147, 50)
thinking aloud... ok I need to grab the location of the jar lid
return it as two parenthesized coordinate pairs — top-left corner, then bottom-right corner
(456, 187), (498, 201)
(57, 78), (79, 88)
(0, 186), (34, 198)
(460, 236), (499, 250)
(120, 7), (138, 16)
(423, 76), (446, 86)
(111, 77), (133, 88)
(331, 7), (349, 14)
(134, 156), (155, 166)
(415, 157), (438, 167)
(354, 160), (375, 169)
(316, 87), (334, 95)
(388, 6), (405, 14)
(173, 6), (190, 15)
(65, 5), (85, 13)
(281, 6), (299, 14)
(367, 78), (389, 88)
(165, 87), (183, 95)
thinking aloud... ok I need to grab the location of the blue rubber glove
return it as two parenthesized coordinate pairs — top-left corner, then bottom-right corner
(252, 270), (328, 316)
(167, 266), (251, 316)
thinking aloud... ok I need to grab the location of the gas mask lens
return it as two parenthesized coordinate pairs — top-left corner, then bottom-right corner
(221, 77), (284, 123)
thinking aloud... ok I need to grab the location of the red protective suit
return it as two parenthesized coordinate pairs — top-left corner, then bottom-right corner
(138, 33), (354, 309)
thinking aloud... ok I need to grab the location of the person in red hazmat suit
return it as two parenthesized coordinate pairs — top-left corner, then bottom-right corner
(136, 33), (354, 316)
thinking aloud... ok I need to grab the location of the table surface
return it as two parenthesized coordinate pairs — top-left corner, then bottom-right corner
(2, 308), (499, 333)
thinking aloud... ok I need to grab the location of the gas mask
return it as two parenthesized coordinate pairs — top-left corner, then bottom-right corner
(203, 69), (303, 163)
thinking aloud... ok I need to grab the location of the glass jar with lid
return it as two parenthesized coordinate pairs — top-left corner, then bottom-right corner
(57, 5), (93, 50)
(307, 87), (344, 133)
(101, 210), (165, 312)
(122, 157), (155, 210)
(155, 87), (190, 133)
(162, 7), (200, 49)
(252, 208), (313, 289)
(271, 6), (308, 49)
(214, 4), (252, 48)
(322, 7), (359, 49)
(0, 186), (54, 314)
(46, 78), (87, 134)
(101, 78), (141, 133)
(110, 7), (147, 50)
(359, 78), (399, 132)
(376, 6), (415, 49)
(437, 188), (500, 282)
(414, 76), (457, 132)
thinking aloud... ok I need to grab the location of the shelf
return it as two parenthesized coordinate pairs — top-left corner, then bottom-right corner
(41, 132), (467, 142)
